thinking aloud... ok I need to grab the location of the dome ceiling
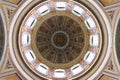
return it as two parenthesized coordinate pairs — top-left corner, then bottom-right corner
(35, 15), (86, 64)
(0, 0), (120, 80)
(8, 0), (113, 80)
(30, 12), (91, 69)
(17, 0), (102, 79)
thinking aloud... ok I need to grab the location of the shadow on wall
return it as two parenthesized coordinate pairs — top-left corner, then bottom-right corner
(0, 14), (5, 61)
(116, 18), (120, 65)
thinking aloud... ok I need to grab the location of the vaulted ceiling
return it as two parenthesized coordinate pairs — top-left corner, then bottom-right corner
(0, 0), (120, 80)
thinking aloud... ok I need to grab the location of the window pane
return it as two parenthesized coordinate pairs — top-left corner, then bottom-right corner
(53, 69), (66, 78)
(26, 15), (37, 29)
(84, 51), (95, 64)
(71, 64), (84, 75)
(72, 5), (84, 17)
(36, 63), (49, 75)
(90, 34), (99, 46)
(37, 4), (50, 16)
(25, 50), (36, 63)
(22, 32), (31, 46)
(84, 17), (96, 29)
(55, 2), (67, 11)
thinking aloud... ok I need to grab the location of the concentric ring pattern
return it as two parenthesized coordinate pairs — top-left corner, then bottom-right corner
(14, 0), (103, 79)
(36, 15), (85, 64)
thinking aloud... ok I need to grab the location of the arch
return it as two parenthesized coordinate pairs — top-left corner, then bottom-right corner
(113, 10), (120, 70)
(0, 10), (7, 66)
(9, 0), (33, 80)
(9, 0), (112, 79)
(87, 1), (112, 80)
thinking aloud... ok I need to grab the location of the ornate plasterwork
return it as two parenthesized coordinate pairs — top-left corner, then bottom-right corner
(35, 15), (87, 64)
(97, 53), (120, 80)
(98, 0), (120, 6)
(17, 0), (102, 79)
(0, 54), (14, 73)
(1, 0), (22, 5)
(3, 5), (16, 25)
(0, 0), (120, 80)
(98, 74), (119, 80)
(104, 53), (119, 75)
(8, 0), (112, 79)
(107, 10), (116, 22)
